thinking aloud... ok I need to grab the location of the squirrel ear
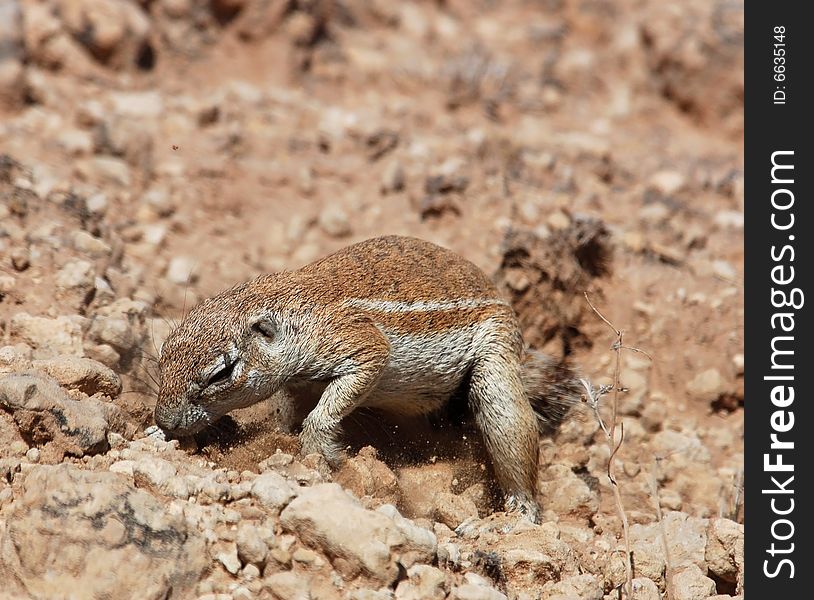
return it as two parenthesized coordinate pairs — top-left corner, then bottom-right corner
(250, 316), (277, 340)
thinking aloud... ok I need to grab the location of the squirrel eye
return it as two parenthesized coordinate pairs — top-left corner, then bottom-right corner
(206, 354), (235, 386)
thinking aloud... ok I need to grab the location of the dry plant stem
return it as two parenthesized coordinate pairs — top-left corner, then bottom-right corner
(584, 292), (633, 599)
(650, 458), (675, 600)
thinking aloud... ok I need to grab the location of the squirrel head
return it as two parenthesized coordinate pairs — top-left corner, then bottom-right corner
(154, 280), (295, 436)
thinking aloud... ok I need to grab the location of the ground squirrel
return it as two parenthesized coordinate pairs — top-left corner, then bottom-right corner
(155, 235), (582, 522)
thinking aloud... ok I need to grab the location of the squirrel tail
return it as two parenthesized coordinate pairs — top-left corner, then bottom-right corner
(521, 350), (583, 434)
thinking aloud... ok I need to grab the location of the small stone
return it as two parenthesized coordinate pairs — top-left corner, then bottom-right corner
(641, 399), (667, 432)
(31, 356), (122, 397)
(686, 368), (725, 403)
(83, 157), (132, 186)
(217, 543), (241, 575)
(85, 192), (109, 215)
(166, 256), (198, 285)
(540, 573), (602, 600)
(72, 231), (112, 257)
(0, 274), (15, 295)
(649, 170), (686, 196)
(237, 523), (268, 566)
(547, 210), (571, 230)
(10, 246), (30, 271)
(381, 160), (405, 194)
(396, 564), (446, 600)
(10, 313), (86, 357)
(650, 242), (684, 265)
(433, 492), (478, 529)
(670, 564), (716, 600)
(623, 231), (646, 253)
(732, 353), (744, 375)
(705, 518), (744, 589)
(25, 447), (41, 463)
(264, 571), (310, 600)
(9, 440), (28, 456)
(630, 577), (660, 600)
(712, 260), (737, 281)
(133, 457), (178, 490)
(318, 206), (352, 238)
(286, 11), (319, 46)
(143, 187), (176, 217)
(57, 129), (94, 156)
(292, 547), (322, 567)
(503, 269), (530, 293)
(251, 471), (298, 512)
(659, 488), (683, 511)
(56, 259), (95, 290)
(242, 563), (261, 580)
(281, 484), (436, 585)
(111, 91), (164, 119)
(450, 583), (507, 600)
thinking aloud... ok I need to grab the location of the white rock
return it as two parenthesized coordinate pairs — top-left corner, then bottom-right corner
(250, 471), (298, 512)
(686, 368), (725, 402)
(280, 484), (436, 585)
(318, 205), (352, 238)
(56, 259), (95, 290)
(110, 91), (164, 119)
(72, 231), (112, 258)
(31, 355), (121, 397)
(670, 564), (716, 600)
(649, 170), (686, 195)
(10, 313), (86, 357)
(265, 571), (310, 600)
(216, 542), (241, 575)
(85, 192), (109, 215)
(133, 457), (178, 489)
(166, 256), (197, 285)
(630, 577), (660, 600)
(236, 522), (268, 566)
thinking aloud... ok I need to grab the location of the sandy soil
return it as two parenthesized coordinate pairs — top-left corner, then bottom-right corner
(1, 1), (743, 599)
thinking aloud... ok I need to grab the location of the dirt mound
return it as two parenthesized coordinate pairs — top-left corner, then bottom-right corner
(496, 214), (612, 355)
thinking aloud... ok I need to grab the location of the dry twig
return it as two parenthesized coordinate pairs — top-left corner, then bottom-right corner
(582, 292), (641, 599)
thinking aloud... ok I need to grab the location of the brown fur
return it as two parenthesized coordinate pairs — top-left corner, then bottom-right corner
(155, 235), (581, 523)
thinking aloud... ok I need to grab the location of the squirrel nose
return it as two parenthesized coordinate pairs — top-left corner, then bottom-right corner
(154, 405), (182, 432)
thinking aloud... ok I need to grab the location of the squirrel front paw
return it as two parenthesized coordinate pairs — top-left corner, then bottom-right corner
(299, 422), (346, 468)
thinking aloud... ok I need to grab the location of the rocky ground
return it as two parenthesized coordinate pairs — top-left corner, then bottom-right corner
(0, 1), (743, 599)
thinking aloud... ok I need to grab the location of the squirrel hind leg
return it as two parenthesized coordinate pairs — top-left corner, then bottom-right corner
(468, 354), (541, 521)
(521, 350), (583, 435)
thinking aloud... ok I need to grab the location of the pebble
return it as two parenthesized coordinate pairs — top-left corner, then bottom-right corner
(25, 448), (40, 462)
(236, 523), (268, 566)
(318, 206), (352, 238)
(0, 274), (15, 294)
(712, 259), (738, 281)
(216, 543), (241, 575)
(10, 440), (29, 457)
(686, 368), (725, 403)
(10, 246), (30, 271)
(264, 571), (310, 600)
(72, 231), (112, 258)
(670, 564), (716, 600)
(649, 170), (686, 196)
(56, 259), (95, 290)
(143, 187), (176, 217)
(166, 256), (198, 285)
(630, 577), (660, 600)
(85, 192), (109, 216)
(381, 160), (405, 194)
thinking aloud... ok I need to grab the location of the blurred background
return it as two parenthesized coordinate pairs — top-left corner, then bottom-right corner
(0, 1), (744, 596)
